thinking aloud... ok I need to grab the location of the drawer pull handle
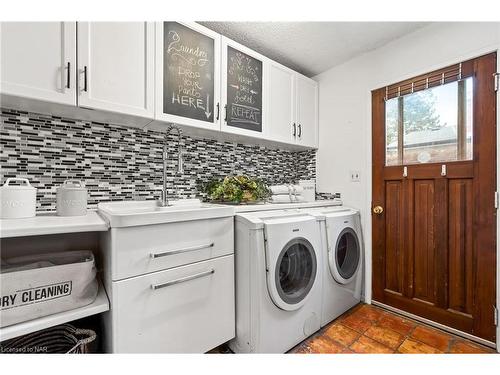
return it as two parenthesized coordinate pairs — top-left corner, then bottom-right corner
(151, 269), (215, 290)
(150, 242), (214, 259)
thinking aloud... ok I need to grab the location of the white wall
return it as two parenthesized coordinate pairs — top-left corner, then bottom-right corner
(314, 22), (500, 346)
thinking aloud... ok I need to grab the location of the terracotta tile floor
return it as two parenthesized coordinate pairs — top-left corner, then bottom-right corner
(289, 303), (496, 354)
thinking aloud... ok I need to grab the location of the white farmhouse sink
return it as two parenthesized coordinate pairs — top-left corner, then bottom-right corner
(97, 199), (234, 228)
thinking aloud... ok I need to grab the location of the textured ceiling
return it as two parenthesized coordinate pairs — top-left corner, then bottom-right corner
(199, 22), (430, 77)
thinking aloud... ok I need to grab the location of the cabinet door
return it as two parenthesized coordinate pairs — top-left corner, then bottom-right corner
(77, 22), (154, 118)
(266, 61), (295, 143)
(111, 254), (235, 353)
(296, 75), (318, 148)
(155, 22), (221, 130)
(0, 22), (76, 105)
(221, 37), (266, 138)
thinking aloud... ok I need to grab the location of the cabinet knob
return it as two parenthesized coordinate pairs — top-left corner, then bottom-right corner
(373, 205), (384, 215)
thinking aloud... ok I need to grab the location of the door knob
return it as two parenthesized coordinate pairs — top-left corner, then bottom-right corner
(373, 205), (384, 215)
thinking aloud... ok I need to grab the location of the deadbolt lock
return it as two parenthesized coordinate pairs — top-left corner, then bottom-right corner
(373, 206), (384, 215)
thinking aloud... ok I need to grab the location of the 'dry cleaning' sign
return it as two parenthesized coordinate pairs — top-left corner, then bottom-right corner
(0, 281), (72, 310)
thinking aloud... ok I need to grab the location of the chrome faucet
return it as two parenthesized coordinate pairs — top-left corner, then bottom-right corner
(160, 125), (183, 207)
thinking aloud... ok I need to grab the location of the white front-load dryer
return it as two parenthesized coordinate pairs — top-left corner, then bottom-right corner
(305, 207), (364, 326)
(229, 210), (322, 353)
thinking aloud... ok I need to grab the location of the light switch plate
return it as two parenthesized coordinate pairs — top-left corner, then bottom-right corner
(350, 170), (360, 182)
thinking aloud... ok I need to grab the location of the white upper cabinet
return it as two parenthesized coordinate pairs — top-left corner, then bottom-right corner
(0, 22), (76, 105)
(295, 75), (318, 148)
(77, 22), (155, 118)
(266, 61), (295, 144)
(221, 37), (266, 138)
(1, 22), (318, 148)
(266, 60), (318, 148)
(155, 22), (221, 130)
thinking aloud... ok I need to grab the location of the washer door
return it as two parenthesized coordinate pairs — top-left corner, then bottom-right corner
(269, 237), (317, 311)
(329, 227), (360, 284)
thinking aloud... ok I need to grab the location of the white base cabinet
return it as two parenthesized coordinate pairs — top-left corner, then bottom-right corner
(108, 255), (234, 353)
(100, 216), (235, 353)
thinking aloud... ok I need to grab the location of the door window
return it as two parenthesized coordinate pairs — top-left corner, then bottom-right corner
(275, 238), (317, 305)
(385, 77), (473, 166)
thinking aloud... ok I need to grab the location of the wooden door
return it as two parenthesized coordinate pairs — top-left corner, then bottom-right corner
(372, 53), (497, 343)
(77, 22), (155, 118)
(0, 22), (76, 105)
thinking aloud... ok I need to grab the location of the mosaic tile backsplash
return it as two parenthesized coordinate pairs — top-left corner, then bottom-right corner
(1, 108), (316, 211)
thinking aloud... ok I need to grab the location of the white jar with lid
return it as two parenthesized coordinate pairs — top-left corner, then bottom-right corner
(0, 178), (37, 219)
(56, 180), (88, 216)
(298, 179), (316, 202)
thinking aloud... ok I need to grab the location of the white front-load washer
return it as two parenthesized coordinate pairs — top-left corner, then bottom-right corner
(304, 207), (364, 327)
(229, 210), (322, 353)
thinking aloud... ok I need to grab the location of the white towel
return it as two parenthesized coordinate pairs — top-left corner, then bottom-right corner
(269, 195), (306, 204)
(270, 184), (304, 195)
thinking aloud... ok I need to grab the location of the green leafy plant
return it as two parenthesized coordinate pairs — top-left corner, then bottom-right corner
(203, 175), (271, 204)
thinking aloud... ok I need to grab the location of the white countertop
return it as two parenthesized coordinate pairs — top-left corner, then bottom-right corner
(232, 199), (342, 213)
(0, 200), (342, 238)
(0, 210), (109, 238)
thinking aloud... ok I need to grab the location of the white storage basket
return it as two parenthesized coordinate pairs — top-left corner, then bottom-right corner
(0, 251), (98, 328)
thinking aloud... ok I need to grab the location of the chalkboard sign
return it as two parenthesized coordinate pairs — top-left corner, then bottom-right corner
(226, 46), (262, 132)
(163, 22), (215, 123)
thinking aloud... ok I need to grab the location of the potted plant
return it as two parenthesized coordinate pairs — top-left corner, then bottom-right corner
(202, 175), (271, 204)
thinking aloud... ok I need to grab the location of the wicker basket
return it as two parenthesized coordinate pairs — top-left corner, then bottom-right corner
(0, 324), (97, 354)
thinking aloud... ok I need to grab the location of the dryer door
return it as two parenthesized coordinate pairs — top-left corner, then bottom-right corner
(329, 227), (361, 284)
(274, 238), (317, 309)
(264, 216), (319, 311)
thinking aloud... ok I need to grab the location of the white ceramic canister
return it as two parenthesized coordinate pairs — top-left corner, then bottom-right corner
(0, 178), (37, 219)
(56, 180), (88, 216)
(298, 179), (316, 202)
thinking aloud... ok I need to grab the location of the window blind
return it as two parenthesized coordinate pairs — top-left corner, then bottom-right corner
(384, 58), (474, 101)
